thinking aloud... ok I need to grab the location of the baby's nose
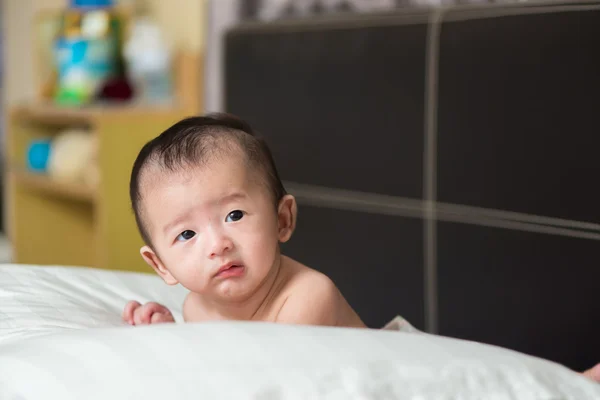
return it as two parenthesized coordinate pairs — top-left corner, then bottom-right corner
(207, 231), (233, 258)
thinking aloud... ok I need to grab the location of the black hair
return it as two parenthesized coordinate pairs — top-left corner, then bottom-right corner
(130, 113), (286, 246)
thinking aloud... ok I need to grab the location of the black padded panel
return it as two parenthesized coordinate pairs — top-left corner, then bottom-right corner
(282, 204), (425, 329)
(225, 21), (426, 198)
(437, 221), (600, 371)
(437, 10), (600, 223)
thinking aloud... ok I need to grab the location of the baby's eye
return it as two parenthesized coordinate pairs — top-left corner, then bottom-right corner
(225, 210), (244, 222)
(176, 230), (196, 242)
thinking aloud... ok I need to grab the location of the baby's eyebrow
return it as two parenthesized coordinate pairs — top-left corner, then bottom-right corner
(162, 211), (193, 236)
(219, 192), (247, 204)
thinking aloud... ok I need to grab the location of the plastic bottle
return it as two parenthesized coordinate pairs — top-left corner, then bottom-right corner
(123, 1), (173, 105)
(53, 0), (124, 105)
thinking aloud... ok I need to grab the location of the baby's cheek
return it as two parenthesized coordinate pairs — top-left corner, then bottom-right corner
(174, 263), (208, 293)
(248, 235), (279, 269)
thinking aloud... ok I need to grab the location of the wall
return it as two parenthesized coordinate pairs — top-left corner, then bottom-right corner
(1, 0), (65, 108)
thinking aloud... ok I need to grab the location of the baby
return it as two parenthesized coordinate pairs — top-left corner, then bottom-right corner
(122, 113), (600, 383)
(123, 113), (365, 328)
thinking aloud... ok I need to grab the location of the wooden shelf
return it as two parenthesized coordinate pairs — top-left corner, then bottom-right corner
(11, 102), (185, 126)
(11, 169), (96, 203)
(7, 105), (190, 271)
(6, 46), (201, 271)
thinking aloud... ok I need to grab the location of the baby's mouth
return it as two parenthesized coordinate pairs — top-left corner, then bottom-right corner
(215, 263), (245, 278)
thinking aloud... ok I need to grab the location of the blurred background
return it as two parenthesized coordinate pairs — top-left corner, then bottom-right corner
(1, 0), (599, 374)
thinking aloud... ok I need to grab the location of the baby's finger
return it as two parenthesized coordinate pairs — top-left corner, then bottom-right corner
(122, 300), (141, 324)
(150, 311), (175, 324)
(133, 304), (153, 325)
(135, 302), (165, 325)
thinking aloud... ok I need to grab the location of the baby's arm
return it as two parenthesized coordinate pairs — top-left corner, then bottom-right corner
(122, 300), (175, 325)
(275, 273), (340, 327)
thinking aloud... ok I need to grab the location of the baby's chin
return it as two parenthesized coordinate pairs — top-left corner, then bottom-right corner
(184, 266), (271, 302)
(212, 280), (259, 302)
(187, 277), (259, 304)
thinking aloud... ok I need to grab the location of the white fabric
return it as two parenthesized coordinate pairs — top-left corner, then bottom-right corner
(0, 264), (187, 345)
(1, 264), (599, 399)
(1, 322), (599, 399)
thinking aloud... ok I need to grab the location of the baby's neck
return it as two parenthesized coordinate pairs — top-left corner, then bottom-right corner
(192, 256), (288, 322)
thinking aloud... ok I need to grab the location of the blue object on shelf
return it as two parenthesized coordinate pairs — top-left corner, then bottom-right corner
(70, 0), (113, 8)
(27, 140), (52, 173)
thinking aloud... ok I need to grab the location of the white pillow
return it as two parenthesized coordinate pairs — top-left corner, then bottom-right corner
(0, 264), (187, 345)
(1, 265), (598, 399)
(0, 321), (599, 400)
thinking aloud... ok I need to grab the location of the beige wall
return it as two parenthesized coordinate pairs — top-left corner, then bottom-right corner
(1, 0), (204, 107)
(148, 0), (205, 53)
(2, 0), (66, 107)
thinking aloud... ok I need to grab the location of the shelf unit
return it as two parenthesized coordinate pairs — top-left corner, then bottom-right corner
(6, 103), (190, 272)
(11, 169), (96, 202)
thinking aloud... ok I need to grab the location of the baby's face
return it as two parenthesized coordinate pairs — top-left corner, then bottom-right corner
(140, 156), (283, 302)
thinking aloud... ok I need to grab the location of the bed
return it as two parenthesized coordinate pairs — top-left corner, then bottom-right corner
(1, 263), (599, 399)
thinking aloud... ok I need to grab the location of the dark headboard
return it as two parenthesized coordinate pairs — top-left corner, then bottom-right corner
(224, 1), (600, 371)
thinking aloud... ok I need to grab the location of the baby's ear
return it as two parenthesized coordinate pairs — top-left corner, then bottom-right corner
(277, 194), (297, 243)
(140, 246), (178, 285)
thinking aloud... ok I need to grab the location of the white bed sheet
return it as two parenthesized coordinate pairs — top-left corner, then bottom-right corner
(0, 263), (187, 345)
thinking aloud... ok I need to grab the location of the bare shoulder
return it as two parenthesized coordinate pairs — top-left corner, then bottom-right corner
(281, 257), (339, 300)
(275, 256), (360, 327)
(288, 257), (336, 287)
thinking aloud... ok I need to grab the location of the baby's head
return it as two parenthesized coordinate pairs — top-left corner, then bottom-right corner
(129, 113), (297, 300)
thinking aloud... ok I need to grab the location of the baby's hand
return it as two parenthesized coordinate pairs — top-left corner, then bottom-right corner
(122, 300), (175, 325)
